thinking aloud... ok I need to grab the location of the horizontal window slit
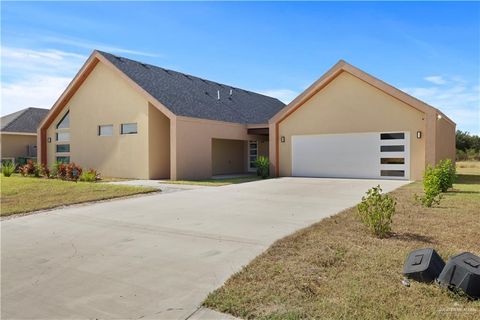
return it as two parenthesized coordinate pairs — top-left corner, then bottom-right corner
(381, 170), (405, 177)
(381, 158), (405, 164)
(380, 132), (405, 140)
(381, 145), (405, 152)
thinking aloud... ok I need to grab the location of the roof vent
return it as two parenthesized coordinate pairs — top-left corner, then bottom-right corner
(229, 89), (233, 96)
(114, 56), (123, 62)
(217, 90), (220, 100)
(140, 63), (149, 69)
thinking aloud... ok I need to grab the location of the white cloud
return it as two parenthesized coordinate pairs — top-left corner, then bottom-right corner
(1, 47), (84, 115)
(424, 75), (447, 85)
(402, 78), (480, 134)
(259, 89), (298, 104)
(2, 76), (71, 112)
(42, 36), (162, 58)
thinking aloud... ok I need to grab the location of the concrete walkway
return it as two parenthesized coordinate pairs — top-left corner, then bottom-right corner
(1, 177), (409, 319)
(106, 179), (210, 193)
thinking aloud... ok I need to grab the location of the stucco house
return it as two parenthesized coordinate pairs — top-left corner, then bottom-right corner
(1, 107), (49, 162)
(38, 50), (455, 180)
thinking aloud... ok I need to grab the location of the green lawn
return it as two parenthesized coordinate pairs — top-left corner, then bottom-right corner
(161, 176), (263, 186)
(0, 175), (157, 217)
(204, 164), (480, 319)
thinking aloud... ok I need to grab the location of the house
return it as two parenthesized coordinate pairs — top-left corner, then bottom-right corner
(1, 107), (49, 162)
(38, 51), (455, 181)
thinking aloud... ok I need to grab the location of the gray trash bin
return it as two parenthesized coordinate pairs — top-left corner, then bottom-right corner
(438, 252), (480, 299)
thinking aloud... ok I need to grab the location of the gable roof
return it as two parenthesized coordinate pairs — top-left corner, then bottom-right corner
(1, 107), (50, 133)
(97, 51), (285, 124)
(270, 60), (455, 126)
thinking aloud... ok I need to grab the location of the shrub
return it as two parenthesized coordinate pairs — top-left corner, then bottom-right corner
(65, 162), (82, 181)
(20, 160), (36, 176)
(254, 156), (269, 179)
(2, 161), (16, 177)
(357, 185), (396, 238)
(416, 165), (442, 207)
(437, 159), (456, 192)
(79, 169), (100, 182)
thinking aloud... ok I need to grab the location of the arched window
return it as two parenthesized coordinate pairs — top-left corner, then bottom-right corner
(56, 111), (70, 129)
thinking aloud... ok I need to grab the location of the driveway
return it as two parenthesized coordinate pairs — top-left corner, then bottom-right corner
(1, 178), (409, 319)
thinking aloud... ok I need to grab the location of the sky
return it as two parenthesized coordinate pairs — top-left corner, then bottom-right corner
(1, 1), (479, 134)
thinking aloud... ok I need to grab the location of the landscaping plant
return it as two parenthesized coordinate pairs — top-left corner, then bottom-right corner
(79, 169), (100, 182)
(1, 161), (16, 177)
(19, 160), (36, 176)
(437, 159), (456, 192)
(416, 165), (442, 207)
(254, 156), (269, 179)
(357, 185), (396, 238)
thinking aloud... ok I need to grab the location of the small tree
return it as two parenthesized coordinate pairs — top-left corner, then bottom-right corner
(357, 185), (396, 238)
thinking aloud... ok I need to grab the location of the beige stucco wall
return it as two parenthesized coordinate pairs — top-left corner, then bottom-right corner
(45, 62), (169, 179)
(212, 139), (246, 175)
(0, 134), (37, 159)
(277, 71), (427, 180)
(148, 104), (170, 179)
(173, 117), (268, 180)
(435, 117), (456, 164)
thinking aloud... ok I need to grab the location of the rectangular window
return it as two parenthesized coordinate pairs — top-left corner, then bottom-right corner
(381, 170), (405, 177)
(56, 132), (70, 141)
(381, 158), (405, 164)
(381, 145), (405, 152)
(56, 111), (70, 129)
(56, 144), (70, 153)
(380, 132), (405, 140)
(98, 125), (113, 136)
(121, 123), (137, 134)
(56, 156), (70, 164)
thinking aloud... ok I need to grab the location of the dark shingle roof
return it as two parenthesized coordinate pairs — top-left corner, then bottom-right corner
(1, 107), (49, 133)
(98, 51), (285, 124)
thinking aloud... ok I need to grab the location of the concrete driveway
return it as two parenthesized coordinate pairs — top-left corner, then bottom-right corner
(1, 177), (409, 319)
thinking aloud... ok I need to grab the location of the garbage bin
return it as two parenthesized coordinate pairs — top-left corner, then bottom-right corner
(437, 252), (480, 299)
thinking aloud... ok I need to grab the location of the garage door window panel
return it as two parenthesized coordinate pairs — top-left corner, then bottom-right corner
(380, 133), (405, 140)
(381, 158), (405, 164)
(381, 170), (405, 177)
(381, 145), (405, 152)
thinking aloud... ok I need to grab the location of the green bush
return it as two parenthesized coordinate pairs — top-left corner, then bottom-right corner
(1, 161), (16, 177)
(79, 169), (100, 182)
(437, 159), (456, 192)
(255, 156), (270, 179)
(357, 185), (396, 238)
(416, 165), (442, 207)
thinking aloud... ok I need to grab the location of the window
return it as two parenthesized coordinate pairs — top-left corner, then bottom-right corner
(56, 144), (70, 153)
(98, 125), (113, 136)
(56, 111), (70, 129)
(121, 123), (137, 134)
(56, 156), (70, 163)
(380, 132), (405, 140)
(381, 170), (405, 177)
(381, 158), (405, 164)
(248, 141), (258, 170)
(56, 132), (70, 141)
(381, 145), (405, 152)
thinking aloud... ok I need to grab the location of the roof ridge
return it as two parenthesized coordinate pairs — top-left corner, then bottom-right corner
(96, 50), (283, 103)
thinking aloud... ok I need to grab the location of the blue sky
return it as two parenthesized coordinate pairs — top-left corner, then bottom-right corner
(2, 1), (479, 133)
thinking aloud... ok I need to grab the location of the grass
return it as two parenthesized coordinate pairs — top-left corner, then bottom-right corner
(204, 163), (480, 320)
(0, 175), (157, 217)
(161, 176), (263, 186)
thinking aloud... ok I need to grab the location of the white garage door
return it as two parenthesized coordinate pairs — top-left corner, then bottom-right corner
(292, 132), (410, 180)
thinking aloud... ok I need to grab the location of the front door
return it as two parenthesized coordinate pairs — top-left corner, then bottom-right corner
(248, 140), (258, 172)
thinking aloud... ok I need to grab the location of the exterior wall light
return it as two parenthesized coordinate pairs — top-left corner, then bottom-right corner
(47, 137), (52, 143)
(437, 114), (442, 120)
(280, 136), (285, 143)
(416, 131), (422, 139)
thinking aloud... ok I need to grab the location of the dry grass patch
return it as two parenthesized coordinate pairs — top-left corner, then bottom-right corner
(204, 166), (480, 319)
(0, 175), (157, 216)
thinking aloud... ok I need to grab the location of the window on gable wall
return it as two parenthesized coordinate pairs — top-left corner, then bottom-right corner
(56, 111), (70, 129)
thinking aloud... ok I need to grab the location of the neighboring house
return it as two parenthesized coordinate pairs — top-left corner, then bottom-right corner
(38, 51), (455, 180)
(1, 107), (49, 162)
